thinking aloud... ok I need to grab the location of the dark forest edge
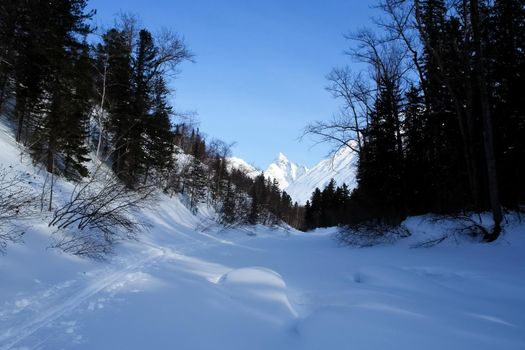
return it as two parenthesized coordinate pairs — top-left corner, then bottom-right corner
(304, 0), (525, 241)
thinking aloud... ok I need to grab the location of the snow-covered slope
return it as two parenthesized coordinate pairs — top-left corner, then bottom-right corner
(226, 156), (261, 179)
(285, 147), (357, 204)
(228, 147), (357, 205)
(265, 152), (308, 190)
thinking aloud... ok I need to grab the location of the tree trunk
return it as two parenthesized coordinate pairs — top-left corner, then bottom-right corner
(470, 0), (503, 240)
(15, 95), (26, 143)
(96, 62), (107, 158)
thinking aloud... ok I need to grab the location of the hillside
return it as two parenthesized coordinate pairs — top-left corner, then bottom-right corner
(285, 146), (357, 205)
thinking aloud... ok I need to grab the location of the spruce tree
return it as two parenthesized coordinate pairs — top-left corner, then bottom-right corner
(143, 75), (175, 183)
(103, 28), (134, 182)
(186, 157), (207, 212)
(23, 0), (94, 178)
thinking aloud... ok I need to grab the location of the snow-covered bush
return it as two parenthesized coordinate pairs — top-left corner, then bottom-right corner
(0, 166), (36, 253)
(408, 214), (499, 248)
(49, 166), (155, 259)
(335, 222), (410, 247)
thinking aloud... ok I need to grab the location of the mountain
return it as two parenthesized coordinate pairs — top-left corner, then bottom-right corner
(226, 157), (261, 179)
(285, 147), (357, 205)
(228, 148), (356, 205)
(264, 152), (308, 190)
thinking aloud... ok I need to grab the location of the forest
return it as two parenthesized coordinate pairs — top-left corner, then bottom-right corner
(0, 0), (301, 253)
(304, 0), (525, 241)
(1, 2), (524, 348)
(0, 0), (524, 249)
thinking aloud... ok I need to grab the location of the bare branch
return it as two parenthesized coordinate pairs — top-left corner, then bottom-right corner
(49, 165), (155, 258)
(0, 166), (37, 253)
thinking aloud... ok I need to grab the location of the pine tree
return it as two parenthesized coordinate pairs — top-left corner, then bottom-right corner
(249, 174), (267, 224)
(143, 75), (175, 183)
(0, 0), (21, 110)
(123, 29), (158, 186)
(356, 76), (404, 223)
(60, 42), (94, 179)
(186, 157), (207, 212)
(220, 180), (237, 225)
(23, 0), (94, 178)
(103, 28), (134, 182)
(416, 0), (480, 213)
(320, 179), (336, 227)
(403, 86), (433, 213)
(489, 0), (525, 209)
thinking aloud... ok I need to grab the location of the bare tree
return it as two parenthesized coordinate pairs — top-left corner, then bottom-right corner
(304, 67), (375, 158)
(115, 12), (141, 50)
(94, 50), (109, 158)
(154, 28), (195, 78)
(307, 27), (410, 162)
(376, 0), (429, 104)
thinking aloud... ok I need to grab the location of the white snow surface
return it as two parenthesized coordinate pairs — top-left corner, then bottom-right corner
(1, 121), (525, 349)
(265, 152), (308, 190)
(226, 156), (261, 179)
(286, 146), (357, 204)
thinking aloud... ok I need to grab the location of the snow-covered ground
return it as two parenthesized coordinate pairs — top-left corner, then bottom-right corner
(2, 200), (525, 350)
(1, 120), (525, 349)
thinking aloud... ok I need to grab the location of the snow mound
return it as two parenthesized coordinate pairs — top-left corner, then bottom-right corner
(216, 267), (298, 323)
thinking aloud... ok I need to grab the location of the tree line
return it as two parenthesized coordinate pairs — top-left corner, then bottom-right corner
(306, 0), (525, 240)
(0, 0), (300, 248)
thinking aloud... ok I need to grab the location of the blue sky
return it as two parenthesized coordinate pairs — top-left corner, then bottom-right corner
(89, 0), (377, 169)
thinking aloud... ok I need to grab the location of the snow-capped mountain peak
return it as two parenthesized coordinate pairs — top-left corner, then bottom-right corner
(276, 152), (288, 164)
(285, 146), (357, 204)
(229, 147), (356, 204)
(265, 153), (308, 190)
(226, 157), (261, 179)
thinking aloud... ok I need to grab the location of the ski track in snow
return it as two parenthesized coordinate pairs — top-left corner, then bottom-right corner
(0, 249), (162, 350)
(0, 225), (241, 350)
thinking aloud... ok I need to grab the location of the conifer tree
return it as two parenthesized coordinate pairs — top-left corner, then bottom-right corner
(24, 0), (94, 178)
(143, 75), (175, 183)
(186, 157), (207, 212)
(103, 28), (134, 181)
(220, 180), (237, 225)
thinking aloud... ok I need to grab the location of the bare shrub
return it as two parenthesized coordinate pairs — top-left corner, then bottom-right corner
(0, 166), (36, 253)
(49, 166), (155, 259)
(336, 221), (410, 247)
(410, 214), (491, 248)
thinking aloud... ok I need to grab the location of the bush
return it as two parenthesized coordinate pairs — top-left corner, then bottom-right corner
(49, 166), (155, 259)
(0, 166), (36, 253)
(335, 221), (410, 247)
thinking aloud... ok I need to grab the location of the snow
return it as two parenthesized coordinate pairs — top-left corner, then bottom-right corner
(230, 148), (356, 204)
(286, 146), (357, 204)
(1, 120), (525, 349)
(265, 152), (308, 190)
(226, 156), (261, 179)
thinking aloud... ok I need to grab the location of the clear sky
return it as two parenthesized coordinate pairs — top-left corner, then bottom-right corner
(88, 0), (378, 169)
